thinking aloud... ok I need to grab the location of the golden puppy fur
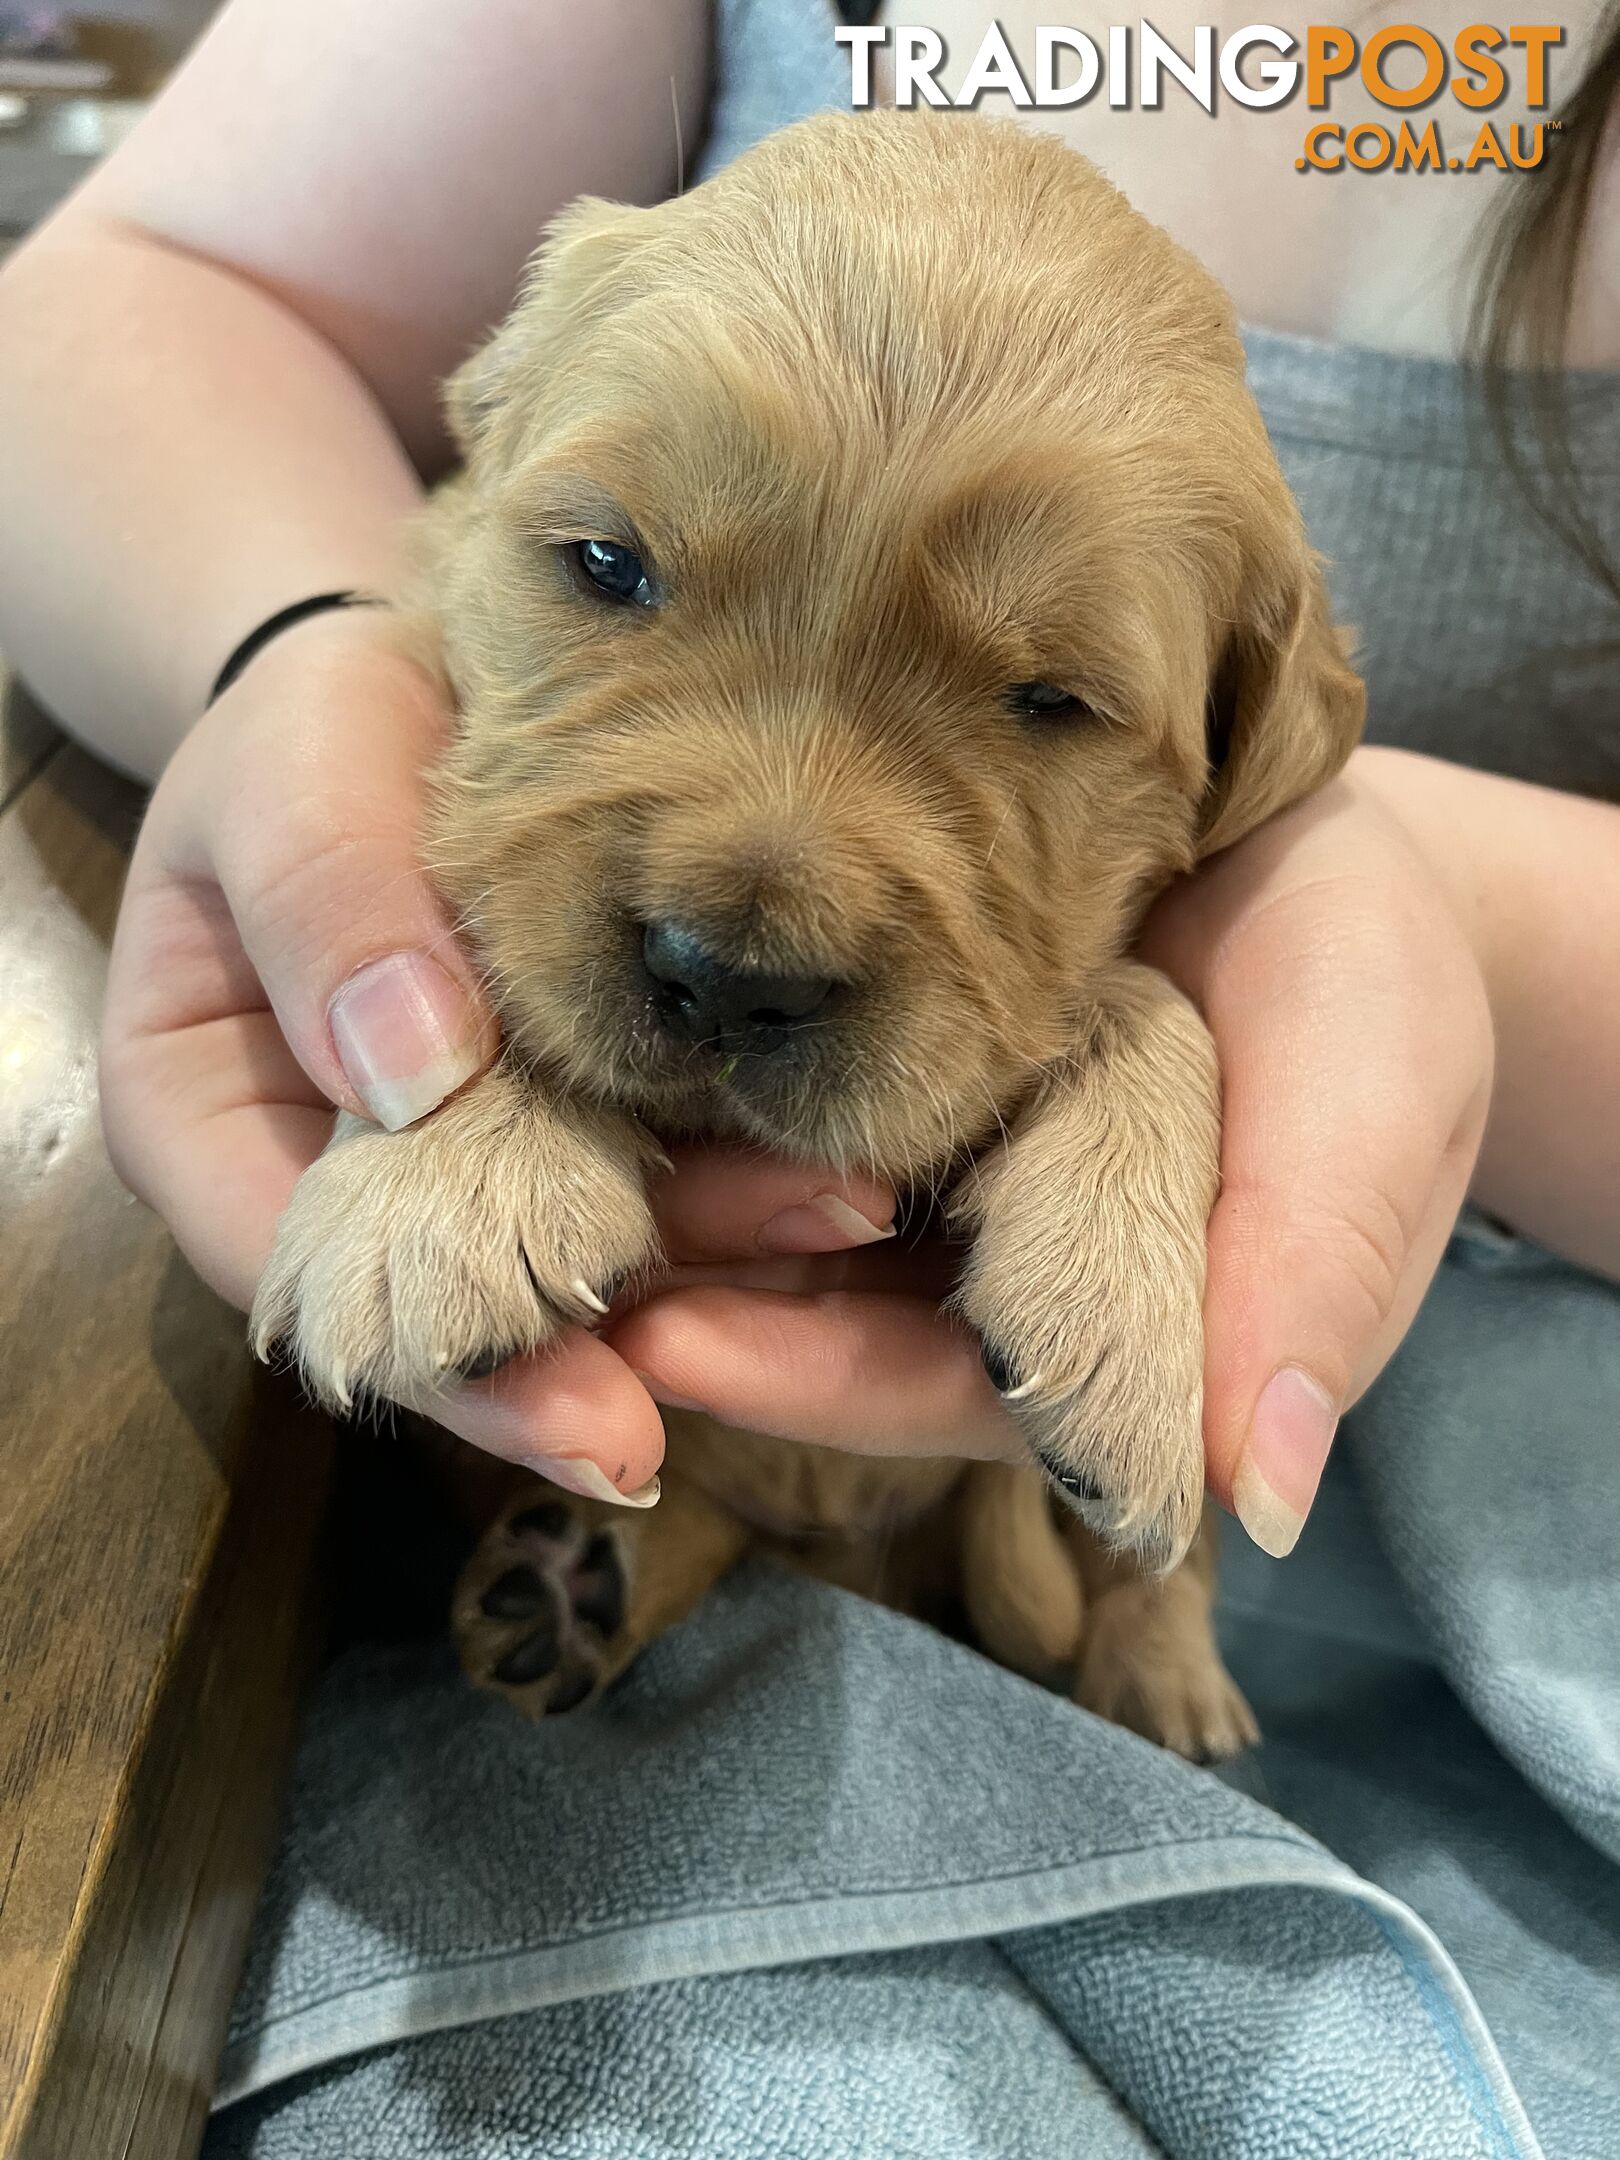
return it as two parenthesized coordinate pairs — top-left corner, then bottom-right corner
(253, 111), (1362, 1759)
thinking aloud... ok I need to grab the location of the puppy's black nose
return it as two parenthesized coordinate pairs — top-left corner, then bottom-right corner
(640, 919), (833, 1052)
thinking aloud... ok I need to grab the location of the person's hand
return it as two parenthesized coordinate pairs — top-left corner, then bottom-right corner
(1137, 758), (1494, 1551)
(99, 609), (896, 1497)
(609, 756), (1496, 1556)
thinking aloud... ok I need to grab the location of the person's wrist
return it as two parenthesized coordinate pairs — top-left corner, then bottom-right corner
(198, 596), (453, 789)
(208, 593), (387, 707)
(176, 595), (491, 1132)
(210, 592), (409, 704)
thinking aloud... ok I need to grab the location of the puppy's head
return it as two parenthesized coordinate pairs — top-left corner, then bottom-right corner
(430, 112), (1362, 1177)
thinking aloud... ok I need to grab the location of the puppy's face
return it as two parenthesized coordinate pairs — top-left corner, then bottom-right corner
(430, 114), (1361, 1178)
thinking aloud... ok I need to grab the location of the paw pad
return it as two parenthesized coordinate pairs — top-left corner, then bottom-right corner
(492, 1613), (563, 1686)
(479, 1564), (550, 1619)
(569, 1533), (626, 1636)
(453, 1493), (634, 1718)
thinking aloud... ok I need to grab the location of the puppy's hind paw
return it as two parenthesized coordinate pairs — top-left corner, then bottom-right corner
(452, 1492), (641, 1718)
(1077, 1584), (1258, 1763)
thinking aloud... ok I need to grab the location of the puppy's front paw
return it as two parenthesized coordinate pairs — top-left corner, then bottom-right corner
(251, 1063), (658, 1411)
(961, 1232), (1206, 1575)
(951, 975), (1220, 1575)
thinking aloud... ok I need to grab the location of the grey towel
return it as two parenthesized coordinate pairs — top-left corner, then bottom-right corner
(205, 1224), (1619, 2160)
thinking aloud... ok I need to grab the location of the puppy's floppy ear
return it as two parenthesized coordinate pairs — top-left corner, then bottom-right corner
(1198, 521), (1365, 858)
(445, 197), (654, 468)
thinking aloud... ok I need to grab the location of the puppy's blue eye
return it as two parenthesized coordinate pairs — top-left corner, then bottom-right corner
(1009, 681), (1088, 724)
(574, 538), (654, 607)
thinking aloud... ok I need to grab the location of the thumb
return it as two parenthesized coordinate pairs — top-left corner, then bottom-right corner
(1140, 780), (1494, 1562)
(1197, 966), (1484, 1562)
(165, 616), (498, 1126)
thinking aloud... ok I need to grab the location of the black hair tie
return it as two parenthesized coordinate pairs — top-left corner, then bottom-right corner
(207, 590), (386, 707)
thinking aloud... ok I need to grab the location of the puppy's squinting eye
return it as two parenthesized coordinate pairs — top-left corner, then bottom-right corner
(1008, 681), (1091, 725)
(571, 538), (655, 608)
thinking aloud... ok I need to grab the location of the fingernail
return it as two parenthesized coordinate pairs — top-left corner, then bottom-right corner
(539, 1457), (661, 1509)
(1233, 1367), (1338, 1559)
(330, 951), (486, 1130)
(756, 1192), (897, 1255)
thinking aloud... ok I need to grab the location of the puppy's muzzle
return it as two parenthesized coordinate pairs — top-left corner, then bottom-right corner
(639, 917), (837, 1058)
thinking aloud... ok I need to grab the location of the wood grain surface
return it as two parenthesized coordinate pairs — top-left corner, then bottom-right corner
(0, 666), (333, 2160)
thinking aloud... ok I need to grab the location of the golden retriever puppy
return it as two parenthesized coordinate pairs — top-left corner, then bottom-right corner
(252, 110), (1362, 1759)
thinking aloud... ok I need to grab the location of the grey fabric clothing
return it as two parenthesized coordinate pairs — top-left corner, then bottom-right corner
(701, 0), (1620, 798)
(1247, 331), (1620, 797)
(206, 4), (1620, 2155)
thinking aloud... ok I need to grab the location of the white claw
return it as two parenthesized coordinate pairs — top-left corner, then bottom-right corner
(1001, 1372), (1044, 1404)
(571, 1277), (611, 1316)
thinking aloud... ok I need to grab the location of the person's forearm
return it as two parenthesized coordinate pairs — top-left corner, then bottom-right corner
(0, 210), (423, 780)
(1357, 744), (1620, 1279)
